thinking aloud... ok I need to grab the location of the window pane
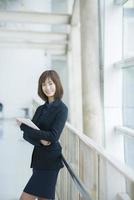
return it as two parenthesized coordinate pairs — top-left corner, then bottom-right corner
(123, 66), (134, 170)
(123, 67), (134, 128)
(124, 135), (134, 169)
(123, 0), (134, 58)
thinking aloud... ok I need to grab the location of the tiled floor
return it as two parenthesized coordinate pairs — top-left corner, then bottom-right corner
(0, 118), (33, 200)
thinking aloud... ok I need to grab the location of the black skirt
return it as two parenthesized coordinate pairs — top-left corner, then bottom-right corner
(23, 169), (60, 199)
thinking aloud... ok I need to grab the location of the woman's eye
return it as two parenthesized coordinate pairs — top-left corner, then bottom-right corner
(42, 81), (53, 87)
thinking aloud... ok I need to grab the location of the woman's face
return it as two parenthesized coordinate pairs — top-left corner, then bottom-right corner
(42, 78), (56, 98)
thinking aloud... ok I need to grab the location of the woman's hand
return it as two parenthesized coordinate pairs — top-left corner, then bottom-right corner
(40, 140), (51, 146)
(16, 119), (51, 146)
(16, 119), (22, 126)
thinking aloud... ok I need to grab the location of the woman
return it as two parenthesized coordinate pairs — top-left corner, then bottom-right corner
(17, 70), (68, 200)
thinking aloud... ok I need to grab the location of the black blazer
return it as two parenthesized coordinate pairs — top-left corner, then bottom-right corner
(20, 99), (68, 170)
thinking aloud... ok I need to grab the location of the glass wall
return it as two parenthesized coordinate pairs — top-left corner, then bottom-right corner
(123, 0), (134, 170)
(123, 0), (134, 58)
(123, 66), (134, 129)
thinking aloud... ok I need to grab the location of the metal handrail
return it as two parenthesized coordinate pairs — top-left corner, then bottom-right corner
(61, 154), (92, 200)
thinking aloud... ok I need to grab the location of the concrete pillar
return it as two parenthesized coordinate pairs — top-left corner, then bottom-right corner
(79, 0), (103, 145)
(67, 0), (83, 131)
(67, 25), (83, 131)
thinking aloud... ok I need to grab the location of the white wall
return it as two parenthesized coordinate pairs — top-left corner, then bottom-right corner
(0, 48), (51, 118)
(0, 0), (52, 118)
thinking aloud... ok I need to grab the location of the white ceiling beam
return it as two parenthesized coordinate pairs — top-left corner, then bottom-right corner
(0, 29), (68, 43)
(0, 11), (71, 25)
(0, 40), (66, 49)
(0, 41), (66, 55)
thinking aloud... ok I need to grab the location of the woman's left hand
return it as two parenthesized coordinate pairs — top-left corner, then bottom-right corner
(40, 140), (51, 146)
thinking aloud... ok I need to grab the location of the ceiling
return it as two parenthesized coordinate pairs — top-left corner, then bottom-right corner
(0, 0), (72, 55)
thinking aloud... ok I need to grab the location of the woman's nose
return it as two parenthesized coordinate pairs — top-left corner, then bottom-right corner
(46, 85), (50, 90)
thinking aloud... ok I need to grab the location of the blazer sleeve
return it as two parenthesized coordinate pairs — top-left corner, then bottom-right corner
(22, 133), (41, 146)
(20, 107), (68, 143)
(20, 106), (42, 146)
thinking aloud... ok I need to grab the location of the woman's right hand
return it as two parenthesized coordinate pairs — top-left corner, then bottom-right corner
(16, 119), (22, 126)
(40, 140), (51, 146)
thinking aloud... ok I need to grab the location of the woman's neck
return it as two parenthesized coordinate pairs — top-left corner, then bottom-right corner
(48, 97), (55, 103)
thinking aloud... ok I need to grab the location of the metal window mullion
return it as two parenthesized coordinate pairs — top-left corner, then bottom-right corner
(115, 126), (134, 137)
(114, 57), (134, 69)
(114, 0), (129, 6)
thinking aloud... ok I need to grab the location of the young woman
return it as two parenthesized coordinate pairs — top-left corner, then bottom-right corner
(17, 70), (68, 200)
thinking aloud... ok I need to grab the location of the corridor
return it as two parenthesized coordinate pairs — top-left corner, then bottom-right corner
(0, 0), (134, 199)
(0, 119), (33, 200)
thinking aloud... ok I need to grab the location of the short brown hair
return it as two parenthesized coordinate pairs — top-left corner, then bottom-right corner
(38, 70), (63, 101)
